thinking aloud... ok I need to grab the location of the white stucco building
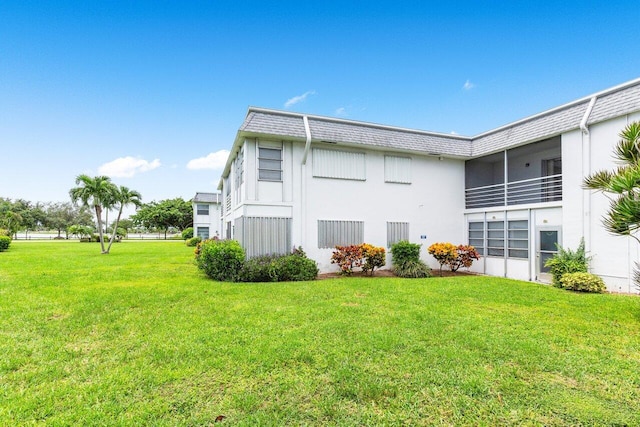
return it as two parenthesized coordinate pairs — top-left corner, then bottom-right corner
(218, 78), (640, 293)
(192, 192), (222, 240)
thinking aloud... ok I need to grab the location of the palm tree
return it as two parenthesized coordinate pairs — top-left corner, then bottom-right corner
(105, 186), (142, 253)
(584, 121), (640, 243)
(69, 175), (118, 253)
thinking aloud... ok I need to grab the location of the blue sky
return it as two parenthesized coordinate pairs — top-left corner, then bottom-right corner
(2, 1), (639, 210)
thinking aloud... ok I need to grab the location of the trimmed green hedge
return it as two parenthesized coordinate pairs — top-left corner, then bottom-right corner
(0, 235), (11, 252)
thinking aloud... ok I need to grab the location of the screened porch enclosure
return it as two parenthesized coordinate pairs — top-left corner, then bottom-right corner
(465, 136), (562, 209)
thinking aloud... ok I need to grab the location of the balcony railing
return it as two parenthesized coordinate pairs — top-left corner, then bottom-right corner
(465, 174), (562, 209)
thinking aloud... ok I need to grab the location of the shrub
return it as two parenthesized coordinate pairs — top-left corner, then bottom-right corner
(361, 243), (386, 276)
(393, 259), (431, 278)
(0, 228), (10, 237)
(390, 240), (421, 265)
(428, 242), (458, 275)
(195, 239), (245, 282)
(0, 236), (11, 252)
(560, 272), (606, 293)
(181, 227), (194, 240)
(238, 249), (318, 282)
(545, 238), (590, 286)
(185, 236), (202, 247)
(449, 245), (480, 272)
(238, 255), (280, 282)
(331, 245), (364, 275)
(272, 254), (319, 281)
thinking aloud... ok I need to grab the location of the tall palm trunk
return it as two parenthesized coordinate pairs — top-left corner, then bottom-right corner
(94, 205), (107, 253)
(105, 205), (124, 253)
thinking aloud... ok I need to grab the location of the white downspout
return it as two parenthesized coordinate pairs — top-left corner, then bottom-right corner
(301, 115), (312, 165)
(580, 97), (597, 262)
(301, 116), (312, 250)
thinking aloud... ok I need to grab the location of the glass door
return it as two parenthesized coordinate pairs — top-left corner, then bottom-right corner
(537, 228), (561, 283)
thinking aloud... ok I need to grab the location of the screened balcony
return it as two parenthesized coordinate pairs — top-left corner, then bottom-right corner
(465, 136), (562, 209)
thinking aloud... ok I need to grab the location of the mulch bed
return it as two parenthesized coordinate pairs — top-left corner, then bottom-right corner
(317, 269), (476, 280)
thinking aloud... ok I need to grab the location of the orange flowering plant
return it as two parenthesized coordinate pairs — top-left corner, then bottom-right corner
(428, 242), (480, 276)
(361, 243), (386, 276)
(331, 243), (386, 276)
(331, 245), (363, 275)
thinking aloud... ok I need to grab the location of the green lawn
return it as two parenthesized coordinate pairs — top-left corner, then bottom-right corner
(1, 241), (639, 425)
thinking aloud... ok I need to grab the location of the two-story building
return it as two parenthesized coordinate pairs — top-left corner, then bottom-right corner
(192, 192), (222, 240)
(218, 78), (640, 293)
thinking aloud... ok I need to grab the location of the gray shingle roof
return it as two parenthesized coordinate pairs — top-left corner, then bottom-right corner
(223, 78), (640, 178)
(193, 192), (222, 203)
(240, 109), (472, 157)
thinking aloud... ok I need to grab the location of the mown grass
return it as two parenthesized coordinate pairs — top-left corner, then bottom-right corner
(1, 241), (639, 425)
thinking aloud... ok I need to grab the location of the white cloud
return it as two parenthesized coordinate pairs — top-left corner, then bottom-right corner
(335, 107), (347, 116)
(284, 90), (316, 108)
(98, 156), (161, 178)
(187, 150), (230, 170)
(450, 131), (458, 135)
(462, 79), (475, 90)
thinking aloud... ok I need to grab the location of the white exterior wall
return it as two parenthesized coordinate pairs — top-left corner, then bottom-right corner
(193, 203), (221, 239)
(302, 144), (465, 272)
(564, 113), (640, 293)
(222, 138), (465, 273)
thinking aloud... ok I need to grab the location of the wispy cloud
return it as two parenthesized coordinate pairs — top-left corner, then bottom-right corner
(98, 156), (161, 178)
(284, 90), (316, 108)
(335, 107), (347, 116)
(187, 150), (230, 170)
(462, 79), (475, 90)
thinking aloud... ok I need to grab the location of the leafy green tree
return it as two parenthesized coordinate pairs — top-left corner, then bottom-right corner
(45, 202), (94, 239)
(104, 186), (142, 253)
(69, 175), (118, 253)
(584, 121), (640, 286)
(115, 218), (135, 235)
(132, 198), (193, 238)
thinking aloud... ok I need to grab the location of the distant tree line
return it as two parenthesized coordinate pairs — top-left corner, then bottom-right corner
(1, 177), (193, 248)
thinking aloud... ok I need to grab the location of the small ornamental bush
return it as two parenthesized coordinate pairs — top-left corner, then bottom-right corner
(331, 243), (386, 276)
(390, 240), (421, 265)
(331, 245), (364, 275)
(360, 243), (386, 276)
(181, 227), (194, 240)
(428, 242), (458, 275)
(272, 254), (319, 281)
(450, 245), (481, 272)
(390, 240), (431, 278)
(428, 242), (480, 275)
(239, 255), (280, 282)
(185, 236), (202, 247)
(394, 259), (431, 278)
(195, 239), (245, 282)
(545, 238), (590, 287)
(0, 235), (11, 252)
(560, 272), (606, 293)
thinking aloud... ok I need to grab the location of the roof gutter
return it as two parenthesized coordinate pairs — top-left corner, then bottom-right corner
(301, 115), (312, 165)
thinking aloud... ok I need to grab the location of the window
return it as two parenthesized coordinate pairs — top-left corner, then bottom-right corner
(313, 148), (366, 180)
(258, 146), (282, 181)
(387, 222), (409, 247)
(196, 204), (209, 216)
(468, 222), (485, 255)
(196, 227), (209, 239)
(235, 217), (292, 258)
(235, 148), (244, 203)
(487, 221), (505, 257)
(508, 220), (529, 258)
(318, 220), (364, 248)
(385, 156), (411, 184)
